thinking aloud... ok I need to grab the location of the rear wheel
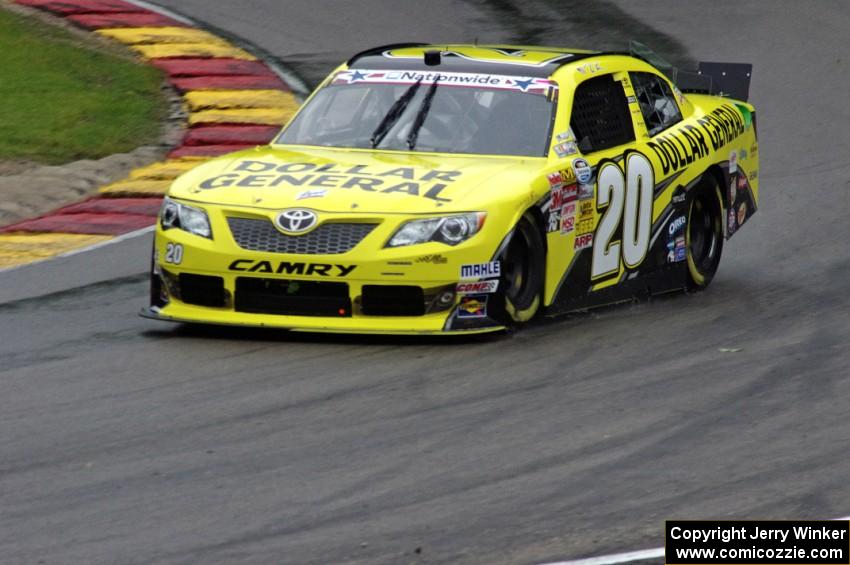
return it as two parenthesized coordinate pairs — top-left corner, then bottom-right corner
(686, 177), (724, 290)
(502, 212), (545, 323)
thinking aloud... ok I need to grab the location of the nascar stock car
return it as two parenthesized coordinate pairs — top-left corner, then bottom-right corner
(142, 44), (759, 335)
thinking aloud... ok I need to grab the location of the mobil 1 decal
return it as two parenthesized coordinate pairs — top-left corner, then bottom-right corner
(591, 151), (654, 280)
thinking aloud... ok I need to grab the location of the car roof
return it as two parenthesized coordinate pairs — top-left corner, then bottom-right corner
(347, 43), (604, 77)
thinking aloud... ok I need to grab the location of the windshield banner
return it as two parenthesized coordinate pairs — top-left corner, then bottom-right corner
(333, 69), (558, 95)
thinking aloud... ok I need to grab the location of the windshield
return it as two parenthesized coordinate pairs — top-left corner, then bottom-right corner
(276, 69), (558, 157)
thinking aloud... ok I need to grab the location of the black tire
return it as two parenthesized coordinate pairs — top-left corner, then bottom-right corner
(686, 176), (724, 290)
(502, 212), (545, 323)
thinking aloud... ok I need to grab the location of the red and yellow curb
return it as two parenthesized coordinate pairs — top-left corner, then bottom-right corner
(1, 0), (302, 269)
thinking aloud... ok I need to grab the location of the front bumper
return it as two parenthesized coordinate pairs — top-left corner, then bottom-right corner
(143, 204), (508, 335)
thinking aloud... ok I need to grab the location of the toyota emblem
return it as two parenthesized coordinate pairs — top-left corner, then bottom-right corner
(275, 208), (318, 234)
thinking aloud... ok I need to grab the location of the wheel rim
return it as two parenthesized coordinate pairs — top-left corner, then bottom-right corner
(687, 189), (721, 284)
(504, 227), (533, 306)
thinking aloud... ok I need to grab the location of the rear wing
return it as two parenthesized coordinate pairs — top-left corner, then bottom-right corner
(628, 41), (753, 101)
(678, 62), (753, 101)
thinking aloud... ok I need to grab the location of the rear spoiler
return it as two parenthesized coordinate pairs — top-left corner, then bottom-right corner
(677, 62), (753, 101)
(627, 42), (752, 101)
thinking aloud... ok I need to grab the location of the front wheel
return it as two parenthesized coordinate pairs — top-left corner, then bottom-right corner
(502, 212), (545, 323)
(686, 177), (724, 290)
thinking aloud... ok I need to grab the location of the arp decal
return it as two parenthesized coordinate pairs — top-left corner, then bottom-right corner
(591, 152), (654, 280)
(457, 295), (488, 318)
(198, 161), (462, 203)
(229, 260), (356, 277)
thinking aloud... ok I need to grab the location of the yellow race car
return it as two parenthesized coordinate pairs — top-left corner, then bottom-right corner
(142, 44), (758, 335)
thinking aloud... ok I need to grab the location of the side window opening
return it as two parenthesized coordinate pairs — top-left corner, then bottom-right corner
(630, 72), (683, 136)
(569, 74), (635, 154)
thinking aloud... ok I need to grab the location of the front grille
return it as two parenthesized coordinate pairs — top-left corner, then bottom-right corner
(234, 277), (351, 317)
(361, 285), (425, 316)
(179, 273), (226, 307)
(227, 217), (377, 255)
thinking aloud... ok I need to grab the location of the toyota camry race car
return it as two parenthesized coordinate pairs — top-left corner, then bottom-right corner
(142, 44), (759, 334)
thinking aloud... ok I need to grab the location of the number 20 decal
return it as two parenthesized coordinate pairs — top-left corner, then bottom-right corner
(164, 243), (183, 265)
(591, 152), (654, 280)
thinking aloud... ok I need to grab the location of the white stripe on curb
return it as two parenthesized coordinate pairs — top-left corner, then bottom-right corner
(537, 516), (850, 565)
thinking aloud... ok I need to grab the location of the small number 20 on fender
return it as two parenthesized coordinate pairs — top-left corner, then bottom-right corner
(591, 152), (655, 280)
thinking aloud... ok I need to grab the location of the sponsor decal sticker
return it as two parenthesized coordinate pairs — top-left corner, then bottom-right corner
(578, 182), (593, 201)
(672, 191), (687, 204)
(198, 160), (461, 203)
(560, 202), (576, 235)
(553, 141), (578, 158)
(416, 254), (447, 264)
(749, 170), (758, 181)
(574, 232), (593, 251)
(551, 183), (577, 208)
(457, 295), (488, 318)
(460, 261), (500, 279)
(456, 280), (499, 295)
(334, 69), (558, 95)
(626, 95), (637, 104)
(737, 175), (748, 191)
(556, 128), (576, 142)
(548, 181), (577, 233)
(576, 61), (603, 74)
(666, 215), (687, 263)
(728, 208), (737, 235)
(739, 148), (748, 160)
(575, 199), (594, 235)
(667, 236), (686, 263)
(296, 188), (327, 200)
(646, 104), (746, 176)
(668, 215), (687, 236)
(547, 171), (564, 189)
(572, 158), (593, 184)
(729, 150), (738, 174)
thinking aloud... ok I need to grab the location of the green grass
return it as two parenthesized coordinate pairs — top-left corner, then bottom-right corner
(0, 8), (165, 164)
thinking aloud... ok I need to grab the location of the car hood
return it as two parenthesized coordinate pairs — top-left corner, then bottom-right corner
(169, 145), (543, 214)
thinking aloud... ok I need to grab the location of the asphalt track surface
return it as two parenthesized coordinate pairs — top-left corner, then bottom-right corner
(2, 2), (850, 564)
